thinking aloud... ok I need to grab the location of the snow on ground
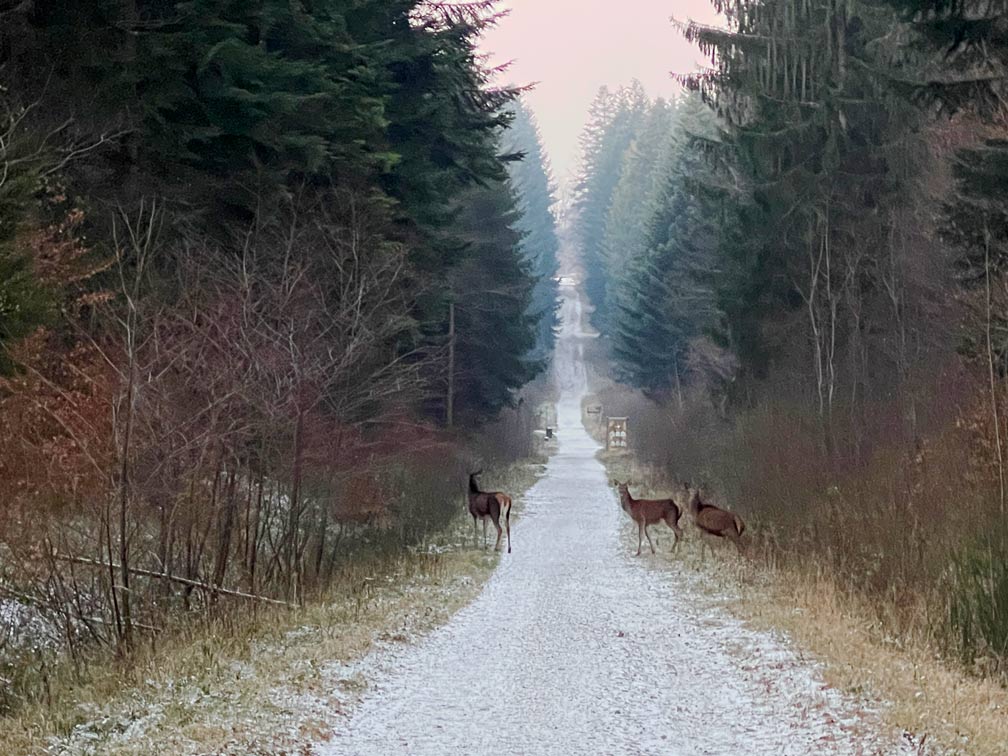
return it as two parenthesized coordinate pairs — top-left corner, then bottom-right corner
(1, 595), (61, 662)
(35, 286), (924, 755)
(317, 285), (922, 756)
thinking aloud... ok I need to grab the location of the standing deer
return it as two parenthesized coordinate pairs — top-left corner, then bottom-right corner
(613, 481), (683, 556)
(685, 483), (745, 554)
(467, 471), (512, 553)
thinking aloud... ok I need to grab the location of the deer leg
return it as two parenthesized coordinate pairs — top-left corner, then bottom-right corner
(472, 515), (478, 548)
(636, 520), (644, 556)
(482, 517), (488, 549)
(732, 533), (744, 555)
(644, 523), (656, 554)
(493, 516), (502, 551)
(670, 522), (683, 552)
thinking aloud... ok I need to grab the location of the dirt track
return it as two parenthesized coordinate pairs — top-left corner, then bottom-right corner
(322, 282), (916, 755)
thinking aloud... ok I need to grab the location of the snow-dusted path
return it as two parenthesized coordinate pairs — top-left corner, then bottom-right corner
(322, 283), (914, 756)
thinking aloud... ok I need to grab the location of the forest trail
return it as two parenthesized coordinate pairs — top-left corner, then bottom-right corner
(321, 281), (917, 756)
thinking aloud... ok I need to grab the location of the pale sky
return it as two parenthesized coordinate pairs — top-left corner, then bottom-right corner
(483, 1), (720, 187)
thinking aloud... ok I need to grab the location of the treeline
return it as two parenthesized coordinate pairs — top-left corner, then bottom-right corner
(506, 100), (561, 364)
(576, 2), (1008, 673)
(0, 0), (559, 679)
(575, 85), (720, 395)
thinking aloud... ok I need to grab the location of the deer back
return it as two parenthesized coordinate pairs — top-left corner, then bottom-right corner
(618, 484), (680, 525)
(467, 477), (502, 519)
(695, 504), (744, 537)
(634, 498), (680, 525)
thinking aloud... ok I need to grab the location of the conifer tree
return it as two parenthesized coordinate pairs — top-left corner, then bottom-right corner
(0, 0), (541, 423)
(573, 81), (649, 328)
(0, 112), (50, 372)
(679, 0), (925, 417)
(609, 94), (724, 394)
(449, 178), (540, 422)
(600, 98), (678, 331)
(505, 100), (560, 361)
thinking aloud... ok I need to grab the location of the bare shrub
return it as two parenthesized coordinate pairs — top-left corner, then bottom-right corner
(591, 343), (1007, 675)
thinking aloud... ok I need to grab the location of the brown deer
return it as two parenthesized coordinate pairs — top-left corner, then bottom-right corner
(467, 471), (512, 553)
(613, 481), (683, 556)
(685, 483), (745, 554)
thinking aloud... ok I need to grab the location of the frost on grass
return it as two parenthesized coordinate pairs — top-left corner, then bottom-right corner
(314, 288), (927, 756)
(40, 565), (485, 756)
(1, 596), (61, 657)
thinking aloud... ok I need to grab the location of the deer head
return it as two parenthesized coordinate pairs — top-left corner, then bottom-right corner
(613, 481), (632, 502)
(682, 482), (701, 514)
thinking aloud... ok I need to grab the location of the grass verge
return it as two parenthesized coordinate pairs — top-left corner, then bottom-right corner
(1, 460), (545, 756)
(597, 451), (1008, 756)
(736, 566), (1008, 756)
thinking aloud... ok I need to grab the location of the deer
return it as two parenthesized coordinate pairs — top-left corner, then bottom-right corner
(684, 483), (745, 555)
(467, 471), (512, 553)
(612, 481), (683, 556)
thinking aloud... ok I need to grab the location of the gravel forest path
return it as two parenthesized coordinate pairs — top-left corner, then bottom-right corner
(322, 281), (915, 756)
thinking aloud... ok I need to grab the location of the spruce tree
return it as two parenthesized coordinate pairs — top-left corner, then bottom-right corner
(679, 0), (925, 403)
(609, 95), (724, 394)
(600, 98), (678, 332)
(449, 178), (540, 423)
(505, 100), (561, 361)
(573, 81), (649, 329)
(0, 129), (50, 372)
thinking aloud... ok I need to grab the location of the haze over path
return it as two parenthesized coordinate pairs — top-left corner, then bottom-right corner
(482, 0), (721, 184)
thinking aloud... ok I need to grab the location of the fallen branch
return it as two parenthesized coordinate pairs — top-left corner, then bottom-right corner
(82, 615), (161, 634)
(53, 555), (295, 608)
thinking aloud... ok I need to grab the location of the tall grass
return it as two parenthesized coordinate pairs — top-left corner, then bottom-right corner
(587, 367), (1008, 680)
(0, 373), (553, 727)
(0, 440), (548, 752)
(949, 526), (1008, 676)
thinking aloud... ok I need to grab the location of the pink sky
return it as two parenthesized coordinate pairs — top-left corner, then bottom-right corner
(483, 1), (720, 186)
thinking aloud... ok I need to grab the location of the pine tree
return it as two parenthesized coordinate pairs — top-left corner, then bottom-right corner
(0, 133), (50, 372)
(679, 0), (925, 417)
(881, 0), (1008, 115)
(573, 81), (650, 328)
(505, 99), (560, 361)
(600, 98), (678, 331)
(449, 178), (541, 423)
(879, 0), (1008, 370)
(609, 95), (724, 394)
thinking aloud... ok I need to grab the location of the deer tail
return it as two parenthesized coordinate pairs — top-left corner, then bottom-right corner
(495, 493), (511, 515)
(734, 515), (745, 536)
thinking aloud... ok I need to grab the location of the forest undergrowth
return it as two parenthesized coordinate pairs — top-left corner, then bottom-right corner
(585, 354), (1008, 755)
(0, 4), (564, 752)
(1, 437), (548, 756)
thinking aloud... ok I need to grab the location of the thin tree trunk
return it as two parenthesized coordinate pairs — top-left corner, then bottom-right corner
(984, 225), (1006, 515)
(103, 497), (122, 641)
(117, 344), (136, 648)
(287, 409), (305, 601)
(447, 301), (455, 427)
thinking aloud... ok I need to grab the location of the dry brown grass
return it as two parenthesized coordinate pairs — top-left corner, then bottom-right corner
(599, 449), (1008, 755)
(0, 458), (545, 756)
(1, 548), (490, 755)
(738, 567), (1008, 756)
